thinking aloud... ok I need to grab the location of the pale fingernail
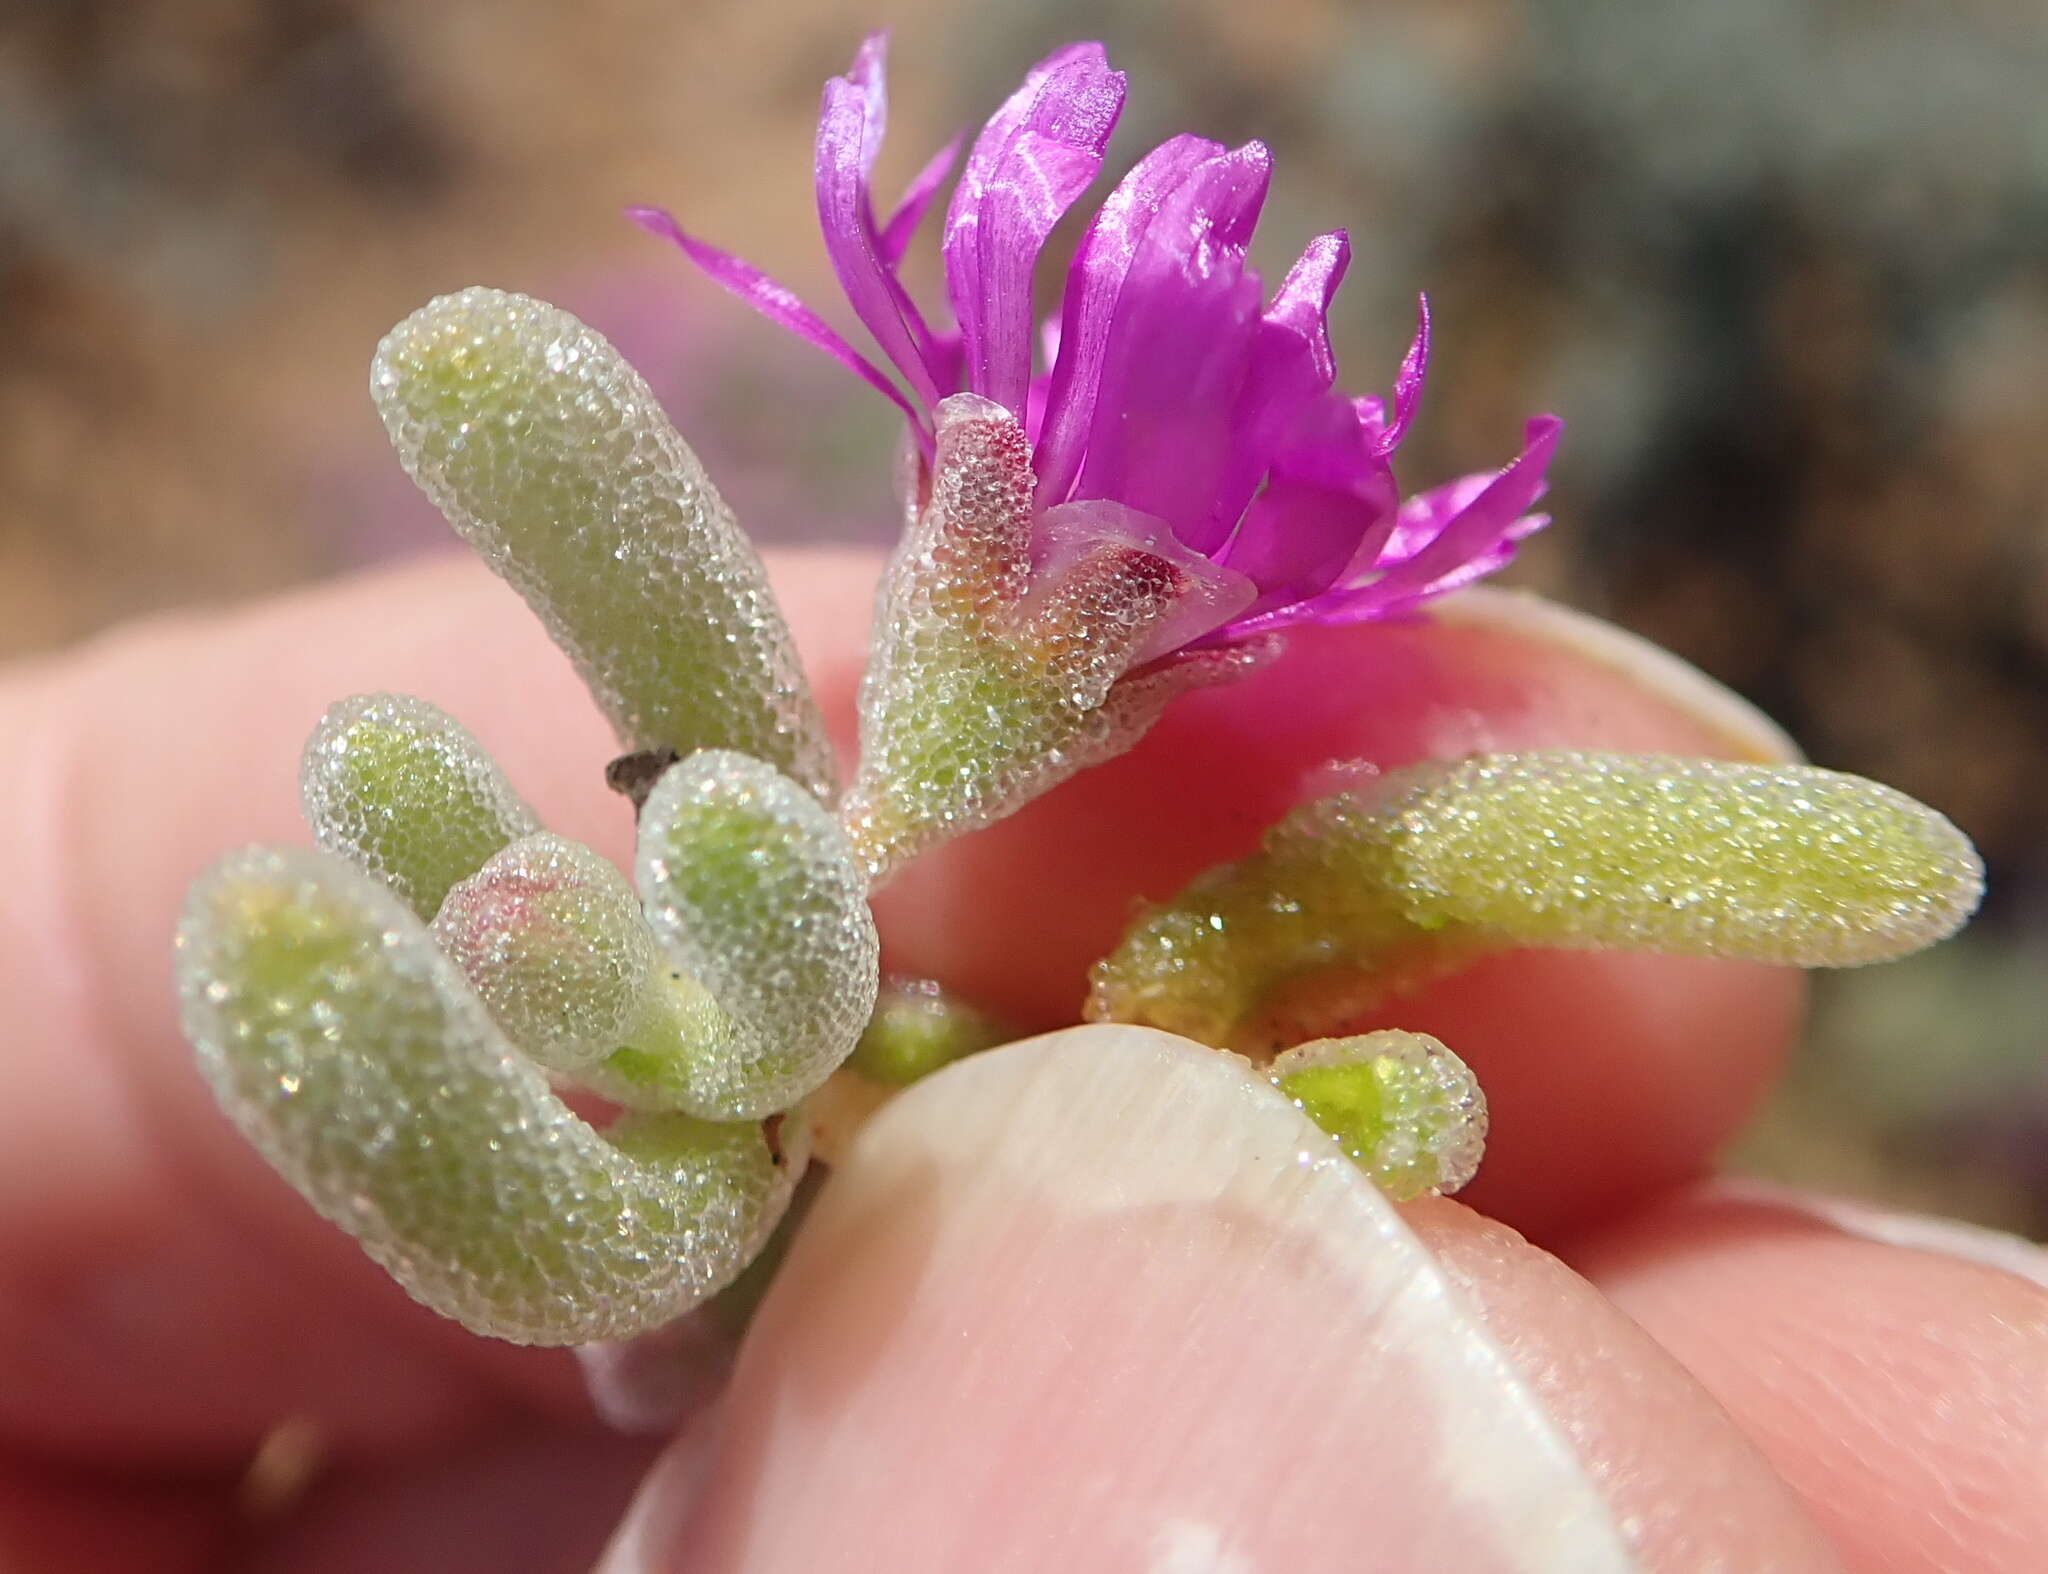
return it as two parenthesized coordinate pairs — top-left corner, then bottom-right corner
(1715, 1178), (2048, 1290)
(1432, 587), (1801, 764)
(607, 1025), (1639, 1573)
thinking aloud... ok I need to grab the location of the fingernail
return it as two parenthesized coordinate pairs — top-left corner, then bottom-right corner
(607, 1025), (1638, 1572)
(1716, 1178), (2048, 1290)
(1432, 587), (1800, 764)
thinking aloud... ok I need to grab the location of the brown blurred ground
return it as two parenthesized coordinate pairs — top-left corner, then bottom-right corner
(3, 0), (2044, 1231)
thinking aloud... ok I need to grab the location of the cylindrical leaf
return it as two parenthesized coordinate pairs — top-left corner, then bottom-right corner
(591, 751), (878, 1120)
(433, 833), (659, 1072)
(372, 288), (833, 799)
(1382, 752), (1985, 966)
(177, 847), (789, 1345)
(301, 693), (539, 919)
(1091, 751), (1984, 1051)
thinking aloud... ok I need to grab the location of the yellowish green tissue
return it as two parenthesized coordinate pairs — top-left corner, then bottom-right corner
(581, 751), (878, 1121)
(1271, 1031), (1487, 1200)
(432, 833), (658, 1072)
(1088, 788), (1479, 1053)
(301, 693), (538, 920)
(1380, 752), (1983, 963)
(372, 288), (833, 799)
(176, 847), (788, 1345)
(848, 977), (1009, 1087)
(841, 395), (1269, 881)
(1093, 751), (1984, 1051)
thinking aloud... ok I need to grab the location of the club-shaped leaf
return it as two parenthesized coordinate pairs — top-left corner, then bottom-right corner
(583, 751), (880, 1120)
(302, 693), (539, 920)
(1092, 751), (1984, 1052)
(433, 833), (660, 1072)
(177, 847), (789, 1345)
(372, 288), (834, 799)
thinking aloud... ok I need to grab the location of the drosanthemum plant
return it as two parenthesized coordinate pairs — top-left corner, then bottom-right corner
(176, 35), (1982, 1368)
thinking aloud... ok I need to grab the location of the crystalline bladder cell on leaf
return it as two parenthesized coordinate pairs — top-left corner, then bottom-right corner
(1270, 1031), (1488, 1201)
(1093, 750), (1985, 1052)
(176, 847), (792, 1345)
(372, 288), (835, 800)
(302, 693), (540, 920)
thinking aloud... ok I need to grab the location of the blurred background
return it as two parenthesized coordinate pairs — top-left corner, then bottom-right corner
(3, 0), (2043, 1233)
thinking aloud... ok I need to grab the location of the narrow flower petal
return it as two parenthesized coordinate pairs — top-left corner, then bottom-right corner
(1204, 230), (1352, 542)
(1315, 417), (1562, 624)
(1034, 134), (1224, 510)
(1362, 416), (1560, 595)
(1381, 470), (1501, 565)
(1215, 482), (1398, 627)
(878, 134), (963, 267)
(1373, 294), (1431, 455)
(1355, 514), (1548, 623)
(1069, 141), (1275, 552)
(816, 39), (945, 407)
(628, 205), (928, 441)
(943, 43), (1127, 417)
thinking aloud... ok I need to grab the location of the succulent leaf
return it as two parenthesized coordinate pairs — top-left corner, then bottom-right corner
(372, 287), (834, 799)
(1381, 752), (1985, 964)
(177, 847), (788, 1345)
(848, 977), (1009, 1087)
(432, 833), (659, 1072)
(1092, 751), (1984, 1051)
(581, 751), (880, 1120)
(301, 693), (539, 920)
(1270, 1031), (1487, 1200)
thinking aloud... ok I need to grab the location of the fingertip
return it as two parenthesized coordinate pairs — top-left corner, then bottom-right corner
(872, 585), (1797, 1026)
(1569, 1187), (2048, 1574)
(619, 1027), (1834, 1572)
(1372, 949), (1805, 1238)
(865, 586), (1810, 1233)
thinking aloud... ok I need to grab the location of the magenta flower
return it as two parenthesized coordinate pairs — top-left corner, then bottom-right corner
(630, 34), (1558, 654)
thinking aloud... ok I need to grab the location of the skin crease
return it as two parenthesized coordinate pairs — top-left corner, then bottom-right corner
(0, 547), (2035, 1571)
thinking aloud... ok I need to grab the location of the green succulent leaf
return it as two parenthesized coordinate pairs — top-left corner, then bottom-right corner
(372, 287), (833, 799)
(1092, 751), (1984, 1052)
(1271, 1031), (1487, 1201)
(848, 977), (1010, 1088)
(432, 832), (660, 1072)
(301, 693), (539, 920)
(580, 751), (880, 1120)
(177, 847), (789, 1345)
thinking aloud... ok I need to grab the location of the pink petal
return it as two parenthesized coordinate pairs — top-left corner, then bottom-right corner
(943, 44), (1127, 418)
(1321, 416), (1563, 621)
(627, 205), (929, 444)
(1067, 141), (1275, 553)
(816, 39), (945, 407)
(1211, 391), (1401, 628)
(1203, 230), (1352, 542)
(878, 134), (963, 267)
(1372, 294), (1431, 455)
(1034, 134), (1223, 511)
(1380, 469), (1499, 565)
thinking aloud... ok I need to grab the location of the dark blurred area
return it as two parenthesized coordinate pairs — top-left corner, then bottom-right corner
(3, 0), (2043, 1231)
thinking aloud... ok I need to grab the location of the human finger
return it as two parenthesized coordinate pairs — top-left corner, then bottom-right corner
(599, 1025), (1841, 1573)
(1567, 1184), (2048, 1574)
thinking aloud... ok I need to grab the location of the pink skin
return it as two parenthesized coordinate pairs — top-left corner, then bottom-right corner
(0, 549), (2040, 1571)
